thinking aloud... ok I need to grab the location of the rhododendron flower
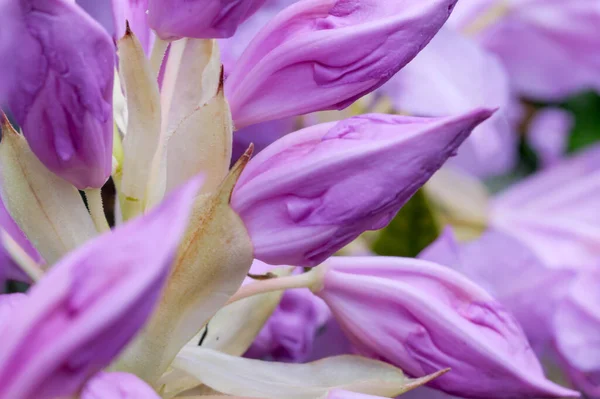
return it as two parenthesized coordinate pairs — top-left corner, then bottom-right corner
(1, 0), (587, 398)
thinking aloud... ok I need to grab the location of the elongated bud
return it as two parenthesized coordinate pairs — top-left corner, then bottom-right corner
(225, 0), (458, 128)
(313, 257), (579, 398)
(0, 177), (201, 399)
(232, 109), (493, 266)
(0, 0), (114, 189)
(0, 117), (97, 265)
(148, 0), (267, 40)
(116, 154), (253, 383)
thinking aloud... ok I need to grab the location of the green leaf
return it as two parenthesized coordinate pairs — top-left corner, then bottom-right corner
(372, 189), (440, 258)
(564, 91), (600, 152)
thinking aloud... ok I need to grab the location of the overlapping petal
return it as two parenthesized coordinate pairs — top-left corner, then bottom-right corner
(232, 110), (493, 266)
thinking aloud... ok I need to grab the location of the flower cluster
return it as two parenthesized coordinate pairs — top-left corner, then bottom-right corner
(0, 0), (598, 398)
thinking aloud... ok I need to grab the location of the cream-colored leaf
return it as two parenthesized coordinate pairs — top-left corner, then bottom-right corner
(169, 383), (226, 398)
(425, 167), (489, 241)
(118, 26), (161, 220)
(116, 151), (254, 384)
(165, 87), (233, 195)
(1, 229), (43, 281)
(0, 121), (97, 265)
(160, 38), (230, 196)
(146, 39), (228, 207)
(158, 367), (203, 399)
(194, 268), (291, 356)
(113, 70), (128, 136)
(172, 348), (447, 399)
(161, 39), (221, 134)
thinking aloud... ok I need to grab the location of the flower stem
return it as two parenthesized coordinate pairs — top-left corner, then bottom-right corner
(85, 188), (111, 233)
(1, 231), (43, 282)
(226, 269), (323, 306)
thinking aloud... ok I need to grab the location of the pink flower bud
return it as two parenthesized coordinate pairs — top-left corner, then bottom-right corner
(148, 0), (267, 40)
(225, 0), (459, 128)
(314, 256), (579, 398)
(231, 110), (493, 266)
(0, 0), (114, 189)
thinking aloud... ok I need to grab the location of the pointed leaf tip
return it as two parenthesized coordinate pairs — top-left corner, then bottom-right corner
(219, 65), (225, 91)
(125, 20), (132, 36)
(405, 368), (450, 390)
(0, 114), (18, 138)
(220, 144), (253, 203)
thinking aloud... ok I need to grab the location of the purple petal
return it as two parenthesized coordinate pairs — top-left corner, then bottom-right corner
(77, 0), (116, 36)
(451, 1), (600, 100)
(148, 0), (267, 40)
(220, 0), (298, 73)
(316, 256), (579, 398)
(0, 293), (27, 330)
(381, 28), (517, 178)
(0, 0), (115, 189)
(307, 318), (354, 361)
(232, 118), (297, 165)
(527, 108), (574, 168)
(232, 109), (493, 266)
(225, 0), (458, 128)
(554, 270), (600, 397)
(492, 144), (600, 269)
(245, 287), (330, 362)
(420, 227), (576, 354)
(0, 177), (202, 399)
(399, 386), (458, 399)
